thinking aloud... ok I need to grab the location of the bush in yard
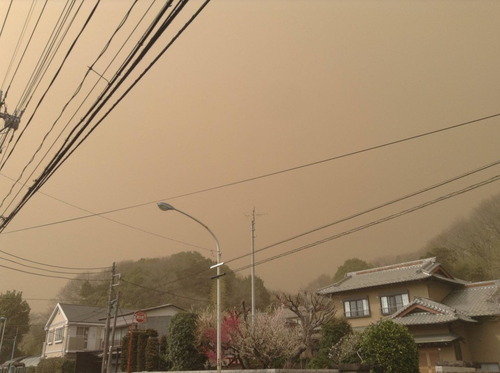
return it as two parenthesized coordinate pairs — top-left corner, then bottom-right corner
(158, 335), (170, 371)
(167, 312), (206, 370)
(329, 331), (363, 366)
(145, 336), (160, 371)
(309, 317), (352, 368)
(359, 319), (419, 373)
(37, 357), (75, 373)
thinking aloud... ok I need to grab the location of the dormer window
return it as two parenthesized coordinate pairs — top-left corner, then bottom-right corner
(343, 297), (370, 318)
(380, 292), (409, 315)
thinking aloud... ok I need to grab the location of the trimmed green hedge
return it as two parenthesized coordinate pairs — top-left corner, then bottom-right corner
(36, 357), (75, 373)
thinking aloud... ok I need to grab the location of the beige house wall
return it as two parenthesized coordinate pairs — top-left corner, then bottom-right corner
(330, 281), (431, 328)
(465, 319), (500, 363)
(43, 308), (67, 358)
(43, 306), (105, 358)
(426, 282), (456, 302)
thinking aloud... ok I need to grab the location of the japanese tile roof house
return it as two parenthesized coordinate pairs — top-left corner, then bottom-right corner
(317, 257), (500, 373)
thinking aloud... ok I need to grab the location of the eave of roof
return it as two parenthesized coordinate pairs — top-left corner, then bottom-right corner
(414, 333), (460, 344)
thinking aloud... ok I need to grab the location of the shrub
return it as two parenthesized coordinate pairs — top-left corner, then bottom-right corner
(360, 319), (419, 373)
(309, 317), (352, 368)
(145, 336), (160, 371)
(36, 357), (75, 373)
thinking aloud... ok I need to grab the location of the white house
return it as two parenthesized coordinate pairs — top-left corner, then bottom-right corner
(42, 303), (108, 359)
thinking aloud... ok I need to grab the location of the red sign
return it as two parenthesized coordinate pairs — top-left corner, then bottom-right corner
(134, 311), (147, 324)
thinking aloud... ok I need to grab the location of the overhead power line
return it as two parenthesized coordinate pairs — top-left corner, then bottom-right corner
(0, 0), (213, 233)
(0, 255), (109, 275)
(100, 169), (500, 296)
(2, 114), (499, 235)
(224, 159), (500, 265)
(0, 262), (110, 281)
(229, 175), (500, 275)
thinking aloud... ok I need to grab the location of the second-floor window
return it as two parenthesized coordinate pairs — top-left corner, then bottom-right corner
(54, 327), (64, 343)
(343, 298), (370, 318)
(380, 292), (409, 315)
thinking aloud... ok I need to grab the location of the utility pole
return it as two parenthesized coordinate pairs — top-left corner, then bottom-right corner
(0, 317), (6, 363)
(250, 208), (256, 325)
(10, 328), (17, 362)
(101, 263), (120, 373)
(249, 208), (266, 326)
(106, 291), (120, 373)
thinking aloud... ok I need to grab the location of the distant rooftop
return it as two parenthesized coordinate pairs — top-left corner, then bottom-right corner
(317, 257), (464, 295)
(58, 303), (108, 324)
(390, 280), (500, 326)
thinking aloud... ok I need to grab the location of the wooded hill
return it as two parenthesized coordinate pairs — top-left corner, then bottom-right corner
(57, 251), (271, 311)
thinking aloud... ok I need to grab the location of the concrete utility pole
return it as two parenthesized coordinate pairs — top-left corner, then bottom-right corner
(106, 291), (120, 373)
(101, 263), (119, 373)
(249, 208), (265, 325)
(251, 208), (256, 325)
(0, 317), (6, 363)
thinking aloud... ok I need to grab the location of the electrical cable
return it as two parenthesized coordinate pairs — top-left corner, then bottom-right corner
(0, 0), (14, 41)
(228, 175), (500, 275)
(0, 244), (111, 271)
(0, 262), (109, 281)
(120, 278), (208, 303)
(0, 0), (99, 189)
(0, 255), (109, 275)
(1, 0), (37, 89)
(1, 0), (159, 196)
(0, 0), (137, 212)
(2, 121), (499, 235)
(113, 167), (500, 292)
(4, 0), (50, 111)
(224, 159), (500, 265)
(21, 175), (500, 301)
(13, 0), (78, 114)
(0, 0), (212, 232)
(0, 0), (176, 210)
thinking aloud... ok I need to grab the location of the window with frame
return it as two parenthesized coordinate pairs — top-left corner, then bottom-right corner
(343, 298), (370, 318)
(380, 292), (409, 315)
(47, 330), (54, 345)
(54, 327), (64, 343)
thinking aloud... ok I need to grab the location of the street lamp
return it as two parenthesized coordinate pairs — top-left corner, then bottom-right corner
(157, 202), (223, 373)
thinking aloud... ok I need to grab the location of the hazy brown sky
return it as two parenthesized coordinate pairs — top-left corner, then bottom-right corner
(0, 0), (499, 313)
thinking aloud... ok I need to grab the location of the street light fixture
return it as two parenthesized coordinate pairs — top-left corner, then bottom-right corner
(157, 202), (222, 373)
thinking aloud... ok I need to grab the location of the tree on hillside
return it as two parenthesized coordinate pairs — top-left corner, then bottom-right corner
(224, 274), (271, 310)
(277, 291), (337, 364)
(57, 251), (272, 311)
(423, 193), (500, 281)
(304, 274), (332, 292)
(18, 312), (47, 356)
(333, 258), (373, 282)
(0, 291), (31, 363)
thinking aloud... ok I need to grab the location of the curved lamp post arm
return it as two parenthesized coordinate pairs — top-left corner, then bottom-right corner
(157, 202), (221, 260)
(156, 202), (222, 373)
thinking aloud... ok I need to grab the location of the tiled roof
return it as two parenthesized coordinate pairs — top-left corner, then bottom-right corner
(59, 303), (108, 324)
(318, 257), (462, 294)
(443, 280), (500, 317)
(390, 297), (476, 326)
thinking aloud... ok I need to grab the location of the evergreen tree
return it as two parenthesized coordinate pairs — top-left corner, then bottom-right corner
(167, 312), (206, 370)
